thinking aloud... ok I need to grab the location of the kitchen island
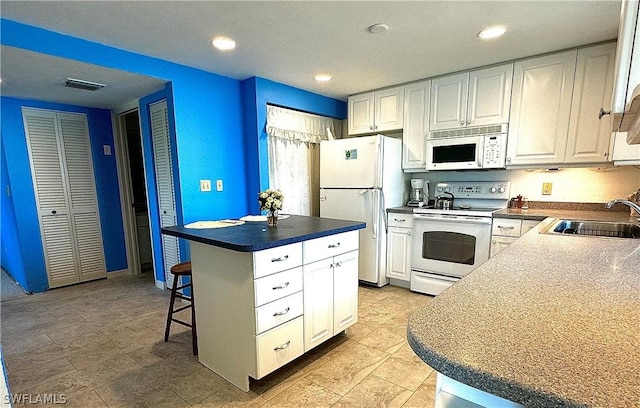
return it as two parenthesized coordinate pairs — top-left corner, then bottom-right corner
(163, 215), (365, 391)
(407, 212), (640, 407)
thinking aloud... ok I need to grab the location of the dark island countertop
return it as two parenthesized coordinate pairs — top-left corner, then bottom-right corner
(407, 214), (640, 407)
(162, 215), (365, 252)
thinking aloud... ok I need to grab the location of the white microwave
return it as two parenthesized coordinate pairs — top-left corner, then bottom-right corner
(426, 125), (508, 170)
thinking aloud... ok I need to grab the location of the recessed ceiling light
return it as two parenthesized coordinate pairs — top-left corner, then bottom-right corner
(212, 36), (236, 51)
(314, 74), (332, 82)
(477, 26), (507, 40)
(367, 23), (389, 34)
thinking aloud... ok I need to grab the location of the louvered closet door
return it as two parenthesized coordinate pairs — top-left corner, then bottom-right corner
(150, 100), (180, 289)
(58, 113), (106, 282)
(22, 109), (106, 288)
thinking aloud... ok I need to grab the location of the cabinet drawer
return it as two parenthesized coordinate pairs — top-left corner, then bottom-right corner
(253, 242), (302, 279)
(303, 231), (359, 264)
(388, 213), (414, 228)
(255, 316), (304, 379)
(255, 291), (303, 335)
(254, 267), (303, 307)
(491, 218), (521, 237)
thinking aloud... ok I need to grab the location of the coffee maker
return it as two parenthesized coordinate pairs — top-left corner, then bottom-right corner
(407, 178), (428, 207)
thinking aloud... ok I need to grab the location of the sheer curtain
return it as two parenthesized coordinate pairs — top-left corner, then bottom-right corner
(266, 105), (342, 216)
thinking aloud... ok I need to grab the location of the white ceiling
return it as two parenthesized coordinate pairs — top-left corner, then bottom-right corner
(1, 46), (167, 109)
(0, 1), (622, 107)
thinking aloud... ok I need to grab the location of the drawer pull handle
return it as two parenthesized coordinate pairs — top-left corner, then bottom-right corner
(272, 282), (290, 290)
(274, 340), (291, 351)
(394, 218), (405, 222)
(498, 225), (514, 230)
(271, 255), (289, 262)
(328, 242), (341, 249)
(273, 307), (290, 317)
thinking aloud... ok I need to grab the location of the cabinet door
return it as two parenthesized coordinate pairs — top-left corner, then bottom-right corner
(386, 228), (411, 281)
(490, 236), (518, 258)
(303, 258), (334, 351)
(565, 43), (616, 164)
(375, 87), (405, 132)
(521, 220), (541, 236)
(468, 64), (513, 127)
(430, 72), (468, 131)
(402, 81), (430, 170)
(348, 92), (375, 135)
(507, 51), (577, 166)
(333, 250), (359, 334)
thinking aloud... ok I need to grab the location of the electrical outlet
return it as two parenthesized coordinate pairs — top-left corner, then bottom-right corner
(200, 180), (212, 192)
(542, 182), (552, 195)
(216, 179), (223, 192)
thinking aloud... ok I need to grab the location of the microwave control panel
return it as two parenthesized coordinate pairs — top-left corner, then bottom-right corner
(482, 134), (507, 168)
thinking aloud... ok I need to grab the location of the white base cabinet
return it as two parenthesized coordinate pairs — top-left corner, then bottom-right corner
(190, 230), (359, 392)
(386, 212), (413, 281)
(490, 218), (541, 258)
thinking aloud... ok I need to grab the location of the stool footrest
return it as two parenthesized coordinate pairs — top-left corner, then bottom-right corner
(171, 318), (192, 328)
(171, 304), (192, 314)
(174, 293), (191, 302)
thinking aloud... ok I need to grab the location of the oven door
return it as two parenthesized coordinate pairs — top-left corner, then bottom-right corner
(426, 136), (483, 170)
(411, 213), (491, 278)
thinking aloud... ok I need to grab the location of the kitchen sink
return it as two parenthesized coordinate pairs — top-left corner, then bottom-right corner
(540, 219), (640, 239)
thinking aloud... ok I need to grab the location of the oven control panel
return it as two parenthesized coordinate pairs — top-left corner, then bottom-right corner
(435, 181), (510, 199)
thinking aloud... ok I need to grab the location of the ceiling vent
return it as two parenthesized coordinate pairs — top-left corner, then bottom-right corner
(64, 78), (106, 91)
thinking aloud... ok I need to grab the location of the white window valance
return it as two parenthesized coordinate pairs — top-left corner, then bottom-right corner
(266, 104), (342, 143)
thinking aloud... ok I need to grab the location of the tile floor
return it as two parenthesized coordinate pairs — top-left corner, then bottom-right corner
(1, 273), (437, 407)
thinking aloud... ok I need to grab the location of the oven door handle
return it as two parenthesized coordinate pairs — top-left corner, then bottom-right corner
(414, 215), (492, 225)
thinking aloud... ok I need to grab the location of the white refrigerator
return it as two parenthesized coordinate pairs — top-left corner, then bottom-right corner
(319, 134), (404, 286)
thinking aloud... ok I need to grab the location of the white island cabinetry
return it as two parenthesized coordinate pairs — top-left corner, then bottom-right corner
(188, 227), (360, 392)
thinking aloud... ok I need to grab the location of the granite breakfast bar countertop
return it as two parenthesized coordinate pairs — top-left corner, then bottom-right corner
(407, 214), (640, 407)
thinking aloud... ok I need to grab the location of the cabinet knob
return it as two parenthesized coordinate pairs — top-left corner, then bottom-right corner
(603, 152), (608, 157)
(598, 108), (611, 119)
(369, 125), (373, 130)
(466, 120), (471, 125)
(374, 125), (378, 130)
(51, 210), (57, 215)
(506, 157), (512, 163)
(460, 120), (465, 125)
(407, 231), (411, 236)
(492, 239), (497, 244)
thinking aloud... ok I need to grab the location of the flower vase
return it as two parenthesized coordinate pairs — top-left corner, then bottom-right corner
(267, 210), (278, 227)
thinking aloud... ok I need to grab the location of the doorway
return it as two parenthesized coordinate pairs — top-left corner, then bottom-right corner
(116, 109), (153, 278)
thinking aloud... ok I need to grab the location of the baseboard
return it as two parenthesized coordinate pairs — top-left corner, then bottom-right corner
(107, 269), (129, 279)
(389, 278), (410, 289)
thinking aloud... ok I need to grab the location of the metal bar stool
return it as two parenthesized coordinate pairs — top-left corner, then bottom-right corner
(164, 261), (197, 355)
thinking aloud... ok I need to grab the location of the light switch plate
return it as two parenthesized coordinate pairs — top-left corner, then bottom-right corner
(200, 180), (212, 192)
(216, 179), (223, 192)
(542, 182), (552, 195)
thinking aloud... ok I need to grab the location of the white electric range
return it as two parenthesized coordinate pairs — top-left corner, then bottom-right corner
(410, 181), (510, 296)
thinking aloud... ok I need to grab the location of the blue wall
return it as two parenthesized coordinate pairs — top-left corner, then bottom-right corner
(241, 77), (347, 214)
(0, 142), (28, 291)
(1, 19), (346, 290)
(0, 97), (127, 292)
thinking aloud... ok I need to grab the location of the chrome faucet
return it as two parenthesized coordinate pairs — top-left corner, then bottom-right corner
(605, 199), (640, 216)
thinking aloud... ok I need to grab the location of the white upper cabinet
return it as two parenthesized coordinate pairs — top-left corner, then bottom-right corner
(348, 86), (404, 135)
(430, 73), (468, 130)
(565, 43), (617, 164)
(506, 50), (577, 166)
(429, 64), (513, 131)
(402, 80), (430, 170)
